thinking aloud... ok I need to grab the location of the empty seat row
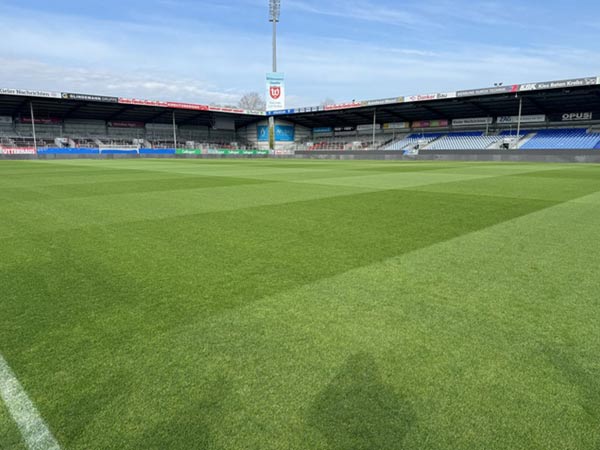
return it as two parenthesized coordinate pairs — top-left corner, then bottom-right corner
(520, 129), (600, 150)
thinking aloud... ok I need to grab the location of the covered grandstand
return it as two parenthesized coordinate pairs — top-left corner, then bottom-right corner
(2, 75), (600, 157)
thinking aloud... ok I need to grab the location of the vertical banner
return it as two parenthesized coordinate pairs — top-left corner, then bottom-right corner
(266, 73), (285, 111)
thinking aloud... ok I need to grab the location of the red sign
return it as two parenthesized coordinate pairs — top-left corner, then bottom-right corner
(208, 106), (245, 114)
(118, 98), (209, 111)
(19, 117), (61, 125)
(324, 102), (363, 111)
(270, 86), (281, 100)
(412, 120), (449, 128)
(1, 147), (36, 155)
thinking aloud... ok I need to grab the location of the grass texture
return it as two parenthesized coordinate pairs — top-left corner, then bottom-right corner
(1, 159), (600, 449)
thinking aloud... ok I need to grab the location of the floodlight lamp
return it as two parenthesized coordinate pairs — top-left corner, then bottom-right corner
(270, 0), (281, 22)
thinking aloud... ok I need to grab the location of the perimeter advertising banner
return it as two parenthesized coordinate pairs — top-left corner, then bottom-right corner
(176, 149), (204, 155)
(266, 73), (285, 111)
(1, 147), (36, 155)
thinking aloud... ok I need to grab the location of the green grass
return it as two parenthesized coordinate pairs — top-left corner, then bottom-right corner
(1, 159), (600, 450)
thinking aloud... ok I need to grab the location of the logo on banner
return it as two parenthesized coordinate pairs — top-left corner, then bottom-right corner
(270, 86), (281, 100)
(562, 112), (593, 121)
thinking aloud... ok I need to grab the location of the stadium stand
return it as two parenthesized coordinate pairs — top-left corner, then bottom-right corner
(520, 128), (600, 150)
(425, 132), (503, 150)
(306, 136), (386, 151)
(384, 133), (444, 150)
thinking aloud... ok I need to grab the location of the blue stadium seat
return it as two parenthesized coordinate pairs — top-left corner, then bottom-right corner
(520, 129), (600, 150)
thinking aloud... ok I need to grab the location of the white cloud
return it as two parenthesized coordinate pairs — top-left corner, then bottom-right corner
(0, 2), (599, 108)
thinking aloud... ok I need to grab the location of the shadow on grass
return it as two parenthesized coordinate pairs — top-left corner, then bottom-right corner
(309, 353), (415, 450)
(544, 347), (600, 449)
(133, 376), (231, 450)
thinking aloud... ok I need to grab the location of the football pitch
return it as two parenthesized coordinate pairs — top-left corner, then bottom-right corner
(2, 159), (600, 450)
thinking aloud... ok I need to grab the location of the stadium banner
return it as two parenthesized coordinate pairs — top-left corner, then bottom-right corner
(412, 119), (449, 128)
(208, 149), (270, 156)
(207, 106), (264, 115)
(519, 77), (598, 92)
(257, 125), (295, 142)
(37, 148), (99, 155)
(208, 106), (243, 114)
(176, 149), (203, 155)
(108, 121), (145, 128)
(313, 127), (333, 133)
(119, 98), (210, 111)
(334, 126), (356, 132)
(497, 114), (546, 124)
(0, 116), (12, 124)
(19, 117), (61, 125)
(452, 117), (493, 127)
(324, 102), (363, 111)
(0, 88), (61, 99)
(275, 125), (294, 141)
(456, 85), (519, 98)
(383, 122), (407, 130)
(406, 93), (437, 102)
(361, 97), (403, 107)
(266, 72), (285, 111)
(551, 112), (594, 122)
(266, 108), (296, 116)
(0, 147), (36, 155)
(296, 106), (323, 113)
(139, 148), (176, 155)
(383, 122), (409, 130)
(436, 92), (457, 100)
(61, 92), (119, 103)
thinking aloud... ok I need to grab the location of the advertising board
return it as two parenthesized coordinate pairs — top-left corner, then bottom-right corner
(497, 115), (546, 124)
(266, 73), (285, 111)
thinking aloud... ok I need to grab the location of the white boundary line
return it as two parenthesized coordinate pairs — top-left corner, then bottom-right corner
(0, 353), (61, 450)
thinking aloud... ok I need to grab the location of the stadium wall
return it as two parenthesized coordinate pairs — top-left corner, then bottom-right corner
(294, 150), (600, 163)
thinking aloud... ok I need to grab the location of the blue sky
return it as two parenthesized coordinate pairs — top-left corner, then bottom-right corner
(1, 0), (599, 107)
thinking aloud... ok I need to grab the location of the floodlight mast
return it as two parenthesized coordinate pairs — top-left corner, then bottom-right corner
(268, 0), (281, 150)
(270, 0), (280, 72)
